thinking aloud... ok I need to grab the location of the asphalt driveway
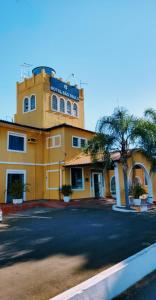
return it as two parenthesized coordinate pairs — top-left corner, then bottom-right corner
(1, 205), (156, 300)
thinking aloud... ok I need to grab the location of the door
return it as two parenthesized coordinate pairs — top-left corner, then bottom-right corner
(6, 172), (24, 203)
(92, 173), (103, 198)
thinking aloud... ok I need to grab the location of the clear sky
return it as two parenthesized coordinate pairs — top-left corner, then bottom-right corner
(0, 0), (156, 130)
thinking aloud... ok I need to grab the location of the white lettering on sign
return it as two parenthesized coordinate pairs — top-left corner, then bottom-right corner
(51, 86), (79, 101)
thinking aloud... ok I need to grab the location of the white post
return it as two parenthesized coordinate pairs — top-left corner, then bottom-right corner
(114, 162), (121, 207)
(0, 209), (3, 222)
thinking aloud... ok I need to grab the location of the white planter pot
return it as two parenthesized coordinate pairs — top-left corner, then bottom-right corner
(13, 199), (23, 205)
(63, 196), (70, 203)
(133, 198), (141, 206)
(140, 205), (148, 212)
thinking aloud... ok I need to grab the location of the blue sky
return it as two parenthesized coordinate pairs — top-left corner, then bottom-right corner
(0, 0), (156, 130)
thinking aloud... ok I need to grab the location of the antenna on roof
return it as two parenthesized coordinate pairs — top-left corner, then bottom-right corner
(20, 63), (33, 81)
(80, 80), (88, 88)
(65, 73), (77, 85)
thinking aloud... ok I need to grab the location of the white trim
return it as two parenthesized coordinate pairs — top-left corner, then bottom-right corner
(72, 136), (79, 148)
(72, 102), (79, 118)
(72, 136), (87, 148)
(66, 100), (72, 115)
(46, 169), (60, 190)
(110, 175), (116, 197)
(51, 94), (59, 112)
(23, 95), (36, 113)
(114, 162), (121, 206)
(59, 97), (65, 113)
(128, 162), (153, 203)
(30, 94), (36, 112)
(92, 172), (103, 197)
(5, 169), (26, 203)
(50, 93), (79, 118)
(0, 161), (64, 166)
(70, 167), (84, 191)
(47, 134), (61, 149)
(23, 96), (30, 113)
(7, 131), (27, 153)
(112, 205), (137, 213)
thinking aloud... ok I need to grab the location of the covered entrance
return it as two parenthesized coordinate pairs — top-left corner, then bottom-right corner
(6, 170), (26, 203)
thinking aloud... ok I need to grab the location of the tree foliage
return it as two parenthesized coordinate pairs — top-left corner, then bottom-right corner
(85, 106), (156, 208)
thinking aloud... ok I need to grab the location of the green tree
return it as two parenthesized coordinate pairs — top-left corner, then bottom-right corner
(85, 107), (138, 208)
(134, 118), (156, 172)
(144, 108), (156, 124)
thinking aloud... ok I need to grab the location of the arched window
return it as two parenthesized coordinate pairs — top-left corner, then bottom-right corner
(110, 176), (116, 195)
(60, 98), (65, 113)
(73, 103), (78, 117)
(30, 95), (36, 111)
(23, 97), (29, 112)
(134, 176), (141, 185)
(52, 95), (58, 111)
(67, 101), (71, 115)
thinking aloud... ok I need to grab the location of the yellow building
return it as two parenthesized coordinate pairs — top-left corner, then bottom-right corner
(0, 66), (155, 205)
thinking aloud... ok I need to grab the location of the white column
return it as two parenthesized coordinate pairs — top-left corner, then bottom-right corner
(114, 162), (121, 207)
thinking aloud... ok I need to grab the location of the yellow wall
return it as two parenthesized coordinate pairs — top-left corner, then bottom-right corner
(64, 126), (93, 161)
(0, 121), (96, 203)
(15, 71), (84, 129)
(2, 68), (156, 205)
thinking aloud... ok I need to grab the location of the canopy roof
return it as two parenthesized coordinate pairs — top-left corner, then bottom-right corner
(65, 152), (121, 167)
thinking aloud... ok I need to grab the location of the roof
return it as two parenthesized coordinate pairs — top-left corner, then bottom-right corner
(65, 152), (121, 167)
(0, 120), (95, 134)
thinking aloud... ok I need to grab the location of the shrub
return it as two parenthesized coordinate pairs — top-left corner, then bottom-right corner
(61, 185), (72, 196)
(129, 183), (146, 199)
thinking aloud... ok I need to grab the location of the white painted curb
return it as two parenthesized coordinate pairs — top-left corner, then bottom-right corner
(112, 204), (137, 213)
(50, 243), (156, 300)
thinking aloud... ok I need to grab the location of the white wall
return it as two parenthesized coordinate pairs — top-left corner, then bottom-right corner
(50, 243), (156, 300)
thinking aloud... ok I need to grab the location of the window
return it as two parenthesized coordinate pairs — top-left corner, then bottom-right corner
(134, 176), (141, 185)
(72, 137), (79, 147)
(47, 135), (61, 148)
(73, 103), (78, 117)
(72, 136), (87, 148)
(30, 95), (36, 110)
(110, 176), (116, 194)
(67, 101), (71, 115)
(46, 170), (60, 190)
(52, 95), (58, 111)
(23, 95), (36, 113)
(60, 98), (65, 113)
(80, 138), (86, 148)
(71, 168), (83, 190)
(8, 132), (26, 152)
(23, 97), (29, 112)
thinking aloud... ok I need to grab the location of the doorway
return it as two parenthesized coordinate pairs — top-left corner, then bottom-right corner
(6, 170), (26, 203)
(92, 173), (103, 198)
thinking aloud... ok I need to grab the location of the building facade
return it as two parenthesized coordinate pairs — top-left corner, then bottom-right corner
(0, 66), (155, 204)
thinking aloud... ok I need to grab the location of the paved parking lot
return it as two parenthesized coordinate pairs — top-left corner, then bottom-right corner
(1, 205), (156, 300)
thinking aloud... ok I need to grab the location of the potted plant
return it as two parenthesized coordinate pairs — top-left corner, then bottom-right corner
(129, 183), (146, 206)
(61, 184), (72, 203)
(8, 180), (30, 204)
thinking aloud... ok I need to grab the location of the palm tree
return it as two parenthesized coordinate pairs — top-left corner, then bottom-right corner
(85, 107), (138, 209)
(134, 118), (156, 172)
(144, 108), (156, 124)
